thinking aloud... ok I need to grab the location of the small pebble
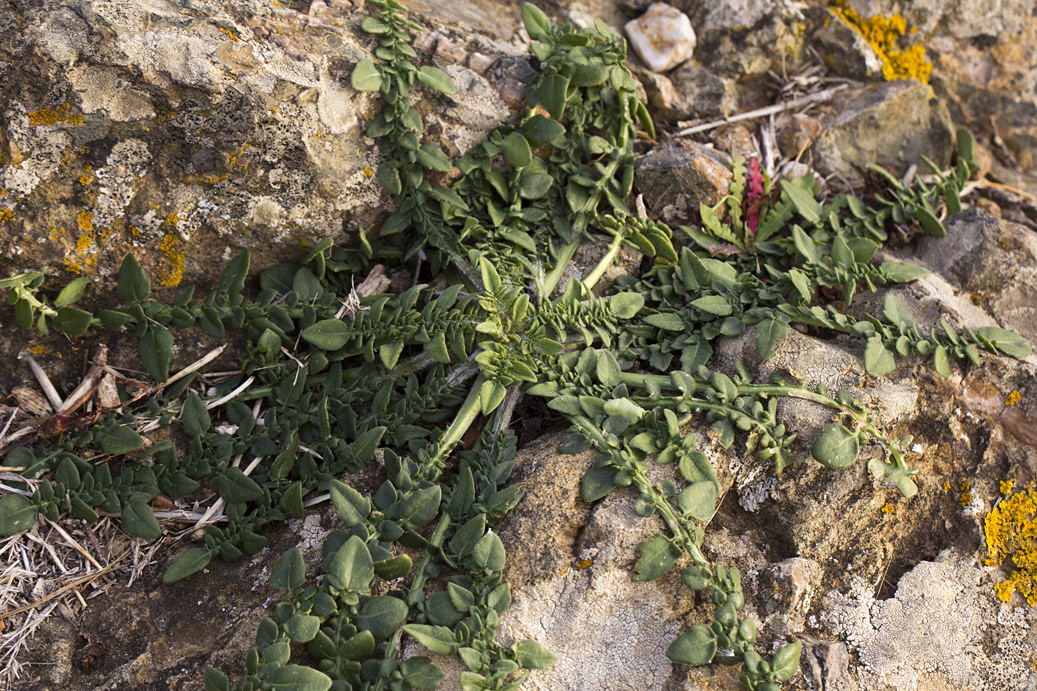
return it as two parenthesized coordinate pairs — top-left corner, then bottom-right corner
(435, 37), (467, 64)
(467, 52), (494, 74)
(624, 3), (695, 73)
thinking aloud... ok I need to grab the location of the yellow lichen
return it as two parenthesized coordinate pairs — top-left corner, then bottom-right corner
(984, 482), (1037, 606)
(77, 210), (93, 233)
(960, 480), (973, 508)
(156, 233), (185, 287)
(1006, 390), (1022, 406)
(881, 503), (895, 514)
(27, 103), (84, 127)
(217, 25), (240, 41)
(0, 208), (12, 223)
(79, 166), (94, 186)
(830, 2), (932, 84)
(1002, 479), (1016, 496)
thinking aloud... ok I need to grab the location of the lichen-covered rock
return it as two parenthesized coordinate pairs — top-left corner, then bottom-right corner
(811, 79), (954, 187)
(634, 140), (732, 225)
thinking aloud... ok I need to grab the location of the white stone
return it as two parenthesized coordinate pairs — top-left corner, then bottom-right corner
(623, 3), (695, 73)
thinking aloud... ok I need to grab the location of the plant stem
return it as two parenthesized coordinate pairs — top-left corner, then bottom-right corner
(582, 230), (625, 292)
(542, 241), (579, 298)
(427, 375), (484, 469)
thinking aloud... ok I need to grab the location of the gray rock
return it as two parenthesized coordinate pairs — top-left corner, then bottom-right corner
(812, 10), (884, 81)
(812, 80), (954, 188)
(634, 139), (732, 225)
(635, 63), (739, 122)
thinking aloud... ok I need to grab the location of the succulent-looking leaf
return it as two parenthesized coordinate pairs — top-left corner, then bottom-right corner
(270, 547), (306, 591)
(357, 595), (409, 639)
(117, 254), (151, 303)
(977, 326), (1031, 358)
(514, 640), (557, 669)
(0, 494), (37, 536)
(634, 534), (680, 581)
(351, 59), (382, 91)
(403, 624), (458, 655)
(880, 261), (930, 283)
(163, 547), (212, 584)
(771, 641), (802, 682)
(101, 425), (145, 455)
(399, 658), (445, 689)
(677, 482), (717, 522)
(863, 337), (896, 377)
(811, 423), (860, 469)
(754, 319), (789, 362)
(667, 625), (717, 665)
(122, 499), (161, 539)
(328, 535), (374, 593)
(261, 665), (332, 690)
(417, 65), (457, 94)
(301, 319), (350, 351)
(140, 324), (173, 382)
(521, 2), (552, 41)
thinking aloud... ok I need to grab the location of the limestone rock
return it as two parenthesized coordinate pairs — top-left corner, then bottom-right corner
(634, 139), (732, 225)
(624, 3), (696, 73)
(812, 80), (955, 188)
(813, 10), (884, 81)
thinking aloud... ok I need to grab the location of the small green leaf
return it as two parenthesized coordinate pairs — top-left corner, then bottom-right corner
(791, 225), (820, 264)
(912, 206), (946, 238)
(357, 595), (409, 639)
(403, 624), (458, 655)
(377, 161), (402, 195)
(351, 59), (382, 91)
(521, 2), (552, 41)
(101, 425), (145, 455)
(301, 319), (349, 351)
(754, 319), (789, 362)
(374, 554), (413, 580)
(676, 482), (717, 522)
(933, 344), (951, 377)
(501, 131), (532, 168)
(52, 306), (92, 338)
(118, 254), (150, 303)
(863, 337), (896, 376)
(163, 547), (211, 583)
(262, 665), (332, 691)
(204, 666), (230, 691)
(771, 641), (802, 682)
(415, 143), (453, 172)
(644, 312), (685, 331)
(880, 261), (930, 283)
(0, 494), (37, 536)
(977, 326), (1031, 358)
(54, 276), (90, 308)
(220, 467), (264, 504)
(522, 114), (565, 147)
(182, 392), (211, 438)
(361, 16), (390, 33)
(271, 547), (306, 591)
(667, 625), (717, 665)
(882, 294), (915, 328)
(542, 72), (569, 120)
(330, 479), (370, 526)
(140, 324), (173, 382)
(690, 296), (732, 316)
(780, 180), (821, 223)
(633, 534), (679, 581)
(609, 292), (644, 319)
(514, 640), (556, 669)
(416, 65), (457, 94)
(480, 379), (507, 415)
(399, 658), (445, 690)
(602, 397), (645, 423)
(811, 423), (860, 469)
(328, 535), (374, 593)
(285, 613), (321, 643)
(122, 499), (161, 539)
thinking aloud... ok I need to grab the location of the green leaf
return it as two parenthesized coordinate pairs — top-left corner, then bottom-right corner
(271, 547), (306, 591)
(328, 535), (374, 593)
(374, 554), (413, 580)
(791, 225), (820, 264)
(351, 59), (382, 91)
(880, 261), (930, 283)
(521, 2), (552, 41)
(644, 312), (685, 331)
(977, 326), (1031, 358)
(122, 499), (161, 539)
(754, 319), (789, 362)
(140, 324), (173, 382)
(357, 595), (409, 639)
(912, 206), (946, 238)
(163, 547), (212, 583)
(473, 531), (506, 572)
(602, 397), (645, 423)
(330, 479), (370, 526)
(101, 425), (145, 455)
(691, 295), (732, 316)
(514, 640), (556, 669)
(204, 666), (230, 691)
(52, 306), (92, 337)
(396, 485), (442, 530)
(501, 131), (532, 168)
(416, 143), (453, 172)
(403, 624), (458, 655)
(220, 467), (264, 504)
(780, 180), (821, 223)
(182, 392), (211, 438)
(54, 276), (90, 308)
(882, 294), (914, 327)
(811, 423), (860, 469)
(417, 65), (457, 94)
(218, 250), (250, 294)
(633, 534), (679, 581)
(933, 344), (951, 377)
(285, 613), (321, 643)
(301, 319), (349, 351)
(676, 482), (717, 522)
(771, 641), (802, 682)
(480, 380), (507, 415)
(118, 254), (151, 303)
(376, 161), (402, 196)
(522, 114), (565, 147)
(399, 658), (445, 690)
(361, 16), (390, 33)
(863, 336), (896, 376)
(542, 72), (569, 120)
(262, 665), (332, 691)
(0, 494), (37, 536)
(666, 625), (717, 665)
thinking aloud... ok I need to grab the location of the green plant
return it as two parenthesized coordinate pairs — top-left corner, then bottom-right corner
(0, 271), (94, 337)
(0, 2), (1030, 690)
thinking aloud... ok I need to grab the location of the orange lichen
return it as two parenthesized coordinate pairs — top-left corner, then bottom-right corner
(960, 480), (973, 508)
(830, 2), (932, 83)
(881, 503), (895, 514)
(77, 211), (93, 233)
(27, 103), (84, 127)
(1006, 390), (1022, 406)
(984, 481), (1037, 606)
(217, 25), (240, 41)
(79, 166), (94, 186)
(156, 233), (185, 287)
(1002, 479), (1016, 496)
(0, 208), (12, 223)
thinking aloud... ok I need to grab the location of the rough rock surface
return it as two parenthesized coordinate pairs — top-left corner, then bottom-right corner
(4, 1), (1037, 691)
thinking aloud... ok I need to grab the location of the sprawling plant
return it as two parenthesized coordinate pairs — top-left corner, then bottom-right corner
(0, 2), (1030, 690)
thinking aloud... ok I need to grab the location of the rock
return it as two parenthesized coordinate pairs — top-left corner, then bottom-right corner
(912, 210), (1037, 349)
(684, 0), (806, 79)
(634, 63), (739, 122)
(776, 113), (823, 160)
(811, 80), (955, 188)
(624, 3), (696, 73)
(760, 557), (821, 637)
(634, 139), (732, 225)
(802, 639), (851, 691)
(711, 124), (756, 159)
(813, 10), (884, 81)
(844, 0), (1034, 39)
(821, 550), (1037, 691)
